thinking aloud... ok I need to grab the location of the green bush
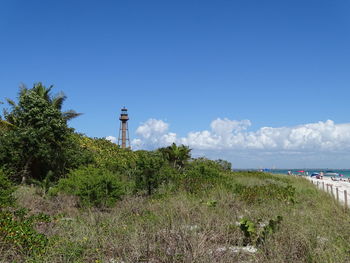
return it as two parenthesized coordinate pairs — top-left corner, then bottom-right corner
(215, 159), (232, 171)
(0, 84), (83, 182)
(239, 215), (283, 246)
(235, 183), (295, 204)
(180, 158), (223, 193)
(233, 171), (292, 184)
(134, 150), (165, 195)
(0, 208), (50, 255)
(52, 166), (127, 207)
(78, 136), (137, 174)
(0, 170), (15, 208)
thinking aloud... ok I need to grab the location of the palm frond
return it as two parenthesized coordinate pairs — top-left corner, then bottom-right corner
(6, 98), (17, 107)
(32, 83), (53, 103)
(0, 119), (15, 130)
(52, 92), (67, 110)
(62, 110), (82, 121)
(19, 83), (28, 98)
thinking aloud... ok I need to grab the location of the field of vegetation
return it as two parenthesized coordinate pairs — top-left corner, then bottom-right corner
(1, 85), (350, 262)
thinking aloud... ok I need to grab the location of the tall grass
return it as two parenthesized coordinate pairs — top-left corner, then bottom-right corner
(5, 172), (350, 263)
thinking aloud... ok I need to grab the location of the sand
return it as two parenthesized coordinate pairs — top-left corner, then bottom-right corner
(305, 176), (350, 206)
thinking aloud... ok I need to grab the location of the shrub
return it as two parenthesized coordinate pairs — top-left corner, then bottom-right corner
(0, 84), (82, 182)
(215, 159), (232, 171)
(52, 166), (127, 207)
(233, 171), (292, 184)
(239, 215), (283, 246)
(235, 183), (295, 204)
(78, 136), (137, 173)
(180, 158), (223, 193)
(0, 170), (15, 208)
(134, 150), (165, 195)
(0, 208), (50, 256)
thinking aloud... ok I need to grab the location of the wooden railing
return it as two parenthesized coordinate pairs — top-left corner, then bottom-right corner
(311, 180), (350, 209)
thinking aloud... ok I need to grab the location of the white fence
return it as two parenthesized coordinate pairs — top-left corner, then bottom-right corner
(311, 180), (350, 209)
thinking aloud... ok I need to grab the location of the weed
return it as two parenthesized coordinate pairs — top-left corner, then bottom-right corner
(239, 215), (283, 246)
(0, 209), (50, 256)
(235, 183), (295, 204)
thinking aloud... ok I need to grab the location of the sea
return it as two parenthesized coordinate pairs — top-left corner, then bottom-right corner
(266, 169), (350, 178)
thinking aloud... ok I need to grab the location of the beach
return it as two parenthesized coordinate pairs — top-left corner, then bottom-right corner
(305, 176), (350, 206)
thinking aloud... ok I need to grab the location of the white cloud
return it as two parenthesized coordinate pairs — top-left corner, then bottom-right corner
(210, 118), (251, 135)
(132, 119), (176, 149)
(105, 136), (117, 143)
(135, 118), (169, 139)
(131, 118), (350, 152)
(115, 117), (350, 168)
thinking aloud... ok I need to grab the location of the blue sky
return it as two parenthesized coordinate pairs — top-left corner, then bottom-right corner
(1, 1), (350, 168)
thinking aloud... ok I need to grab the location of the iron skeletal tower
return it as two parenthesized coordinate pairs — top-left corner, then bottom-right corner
(118, 107), (130, 149)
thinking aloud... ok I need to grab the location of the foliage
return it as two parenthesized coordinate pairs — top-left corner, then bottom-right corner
(0, 83), (82, 182)
(235, 183), (296, 204)
(239, 215), (283, 246)
(3, 84), (350, 262)
(77, 136), (137, 173)
(52, 166), (127, 207)
(0, 170), (16, 208)
(158, 143), (191, 170)
(0, 208), (50, 255)
(28, 171), (56, 197)
(134, 150), (165, 195)
(0, 119), (15, 132)
(61, 133), (95, 168)
(179, 158), (223, 193)
(215, 159), (232, 171)
(8, 169), (350, 262)
(233, 171), (292, 184)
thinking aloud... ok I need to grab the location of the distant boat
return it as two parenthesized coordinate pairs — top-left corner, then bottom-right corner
(324, 171), (339, 176)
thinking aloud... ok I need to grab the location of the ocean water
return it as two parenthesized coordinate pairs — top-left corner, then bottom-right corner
(268, 169), (350, 178)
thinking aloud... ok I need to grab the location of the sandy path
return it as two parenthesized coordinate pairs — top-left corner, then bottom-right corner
(305, 176), (350, 206)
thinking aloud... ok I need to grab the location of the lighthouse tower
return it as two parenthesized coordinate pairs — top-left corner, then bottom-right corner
(118, 107), (130, 149)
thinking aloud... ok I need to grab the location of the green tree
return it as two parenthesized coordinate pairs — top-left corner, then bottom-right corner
(0, 83), (81, 182)
(179, 157), (223, 193)
(53, 166), (127, 207)
(158, 143), (191, 170)
(78, 136), (137, 173)
(0, 170), (15, 208)
(134, 150), (165, 195)
(215, 159), (232, 171)
(3, 83), (81, 123)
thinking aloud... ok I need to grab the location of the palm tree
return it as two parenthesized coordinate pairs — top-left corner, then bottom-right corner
(32, 83), (81, 121)
(0, 83), (82, 183)
(2, 83), (81, 127)
(30, 83), (82, 121)
(159, 143), (191, 170)
(0, 119), (14, 131)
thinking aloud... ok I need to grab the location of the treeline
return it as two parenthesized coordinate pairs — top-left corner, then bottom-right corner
(0, 84), (232, 207)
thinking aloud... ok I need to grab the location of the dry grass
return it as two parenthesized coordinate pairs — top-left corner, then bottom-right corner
(7, 174), (350, 263)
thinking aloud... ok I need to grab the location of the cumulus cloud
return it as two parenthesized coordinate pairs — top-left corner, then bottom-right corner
(131, 118), (350, 152)
(176, 119), (350, 153)
(103, 117), (350, 167)
(105, 135), (117, 143)
(135, 118), (169, 139)
(130, 118), (350, 167)
(132, 119), (177, 149)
